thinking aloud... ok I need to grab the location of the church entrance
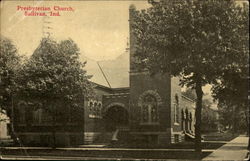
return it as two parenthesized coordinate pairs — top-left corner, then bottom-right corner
(104, 106), (129, 132)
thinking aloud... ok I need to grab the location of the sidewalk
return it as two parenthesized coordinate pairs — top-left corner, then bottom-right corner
(1, 146), (212, 160)
(203, 135), (249, 160)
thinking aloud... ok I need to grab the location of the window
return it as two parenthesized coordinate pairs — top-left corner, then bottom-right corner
(88, 100), (102, 118)
(174, 94), (179, 123)
(181, 109), (185, 130)
(141, 94), (158, 124)
(89, 101), (94, 118)
(33, 108), (42, 124)
(189, 112), (192, 131)
(17, 102), (26, 124)
(7, 123), (11, 136)
(19, 108), (26, 123)
(97, 102), (102, 117)
(94, 102), (98, 116)
(185, 108), (189, 131)
(41, 110), (52, 123)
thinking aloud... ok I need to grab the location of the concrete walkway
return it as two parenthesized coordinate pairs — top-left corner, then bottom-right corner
(203, 135), (249, 160)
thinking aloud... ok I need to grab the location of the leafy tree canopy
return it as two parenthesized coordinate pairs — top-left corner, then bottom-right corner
(16, 38), (94, 113)
(132, 0), (248, 153)
(0, 36), (21, 116)
(133, 0), (248, 87)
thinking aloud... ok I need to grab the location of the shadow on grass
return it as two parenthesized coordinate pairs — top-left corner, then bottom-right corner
(1, 148), (211, 160)
(1, 133), (239, 160)
(0, 141), (230, 160)
(107, 141), (226, 149)
(203, 132), (238, 141)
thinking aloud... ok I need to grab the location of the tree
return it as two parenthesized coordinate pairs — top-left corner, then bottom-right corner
(212, 63), (249, 134)
(0, 36), (21, 118)
(201, 99), (218, 133)
(132, 0), (248, 155)
(15, 38), (93, 148)
(210, 2), (249, 144)
(217, 101), (248, 134)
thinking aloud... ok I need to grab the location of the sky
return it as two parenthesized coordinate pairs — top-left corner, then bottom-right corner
(1, 0), (150, 61)
(2, 0), (246, 99)
(1, 0), (214, 96)
(1, 0), (247, 61)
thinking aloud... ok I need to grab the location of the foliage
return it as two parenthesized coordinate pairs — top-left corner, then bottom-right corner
(211, 3), (248, 132)
(133, 0), (248, 84)
(132, 0), (249, 153)
(15, 38), (93, 147)
(201, 99), (218, 133)
(212, 67), (248, 110)
(218, 102), (248, 133)
(16, 38), (93, 112)
(0, 36), (21, 117)
(211, 1), (248, 110)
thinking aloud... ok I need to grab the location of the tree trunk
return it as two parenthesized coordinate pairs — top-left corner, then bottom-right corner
(232, 105), (236, 135)
(244, 110), (249, 136)
(52, 108), (56, 149)
(194, 76), (203, 156)
(10, 95), (18, 144)
(248, 107), (250, 150)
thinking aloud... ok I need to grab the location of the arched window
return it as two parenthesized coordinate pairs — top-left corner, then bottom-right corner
(141, 94), (158, 123)
(181, 109), (185, 130)
(174, 94), (179, 123)
(189, 112), (192, 131)
(185, 108), (189, 131)
(94, 102), (98, 116)
(89, 101), (93, 111)
(17, 102), (26, 124)
(41, 109), (52, 123)
(98, 102), (102, 117)
(33, 108), (42, 124)
(88, 101), (94, 118)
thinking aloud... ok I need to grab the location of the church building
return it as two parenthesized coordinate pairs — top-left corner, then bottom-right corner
(12, 5), (195, 147)
(83, 5), (195, 145)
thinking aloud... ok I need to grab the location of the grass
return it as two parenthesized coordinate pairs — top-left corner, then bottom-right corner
(1, 132), (239, 160)
(106, 140), (226, 149)
(202, 131), (238, 141)
(107, 132), (237, 148)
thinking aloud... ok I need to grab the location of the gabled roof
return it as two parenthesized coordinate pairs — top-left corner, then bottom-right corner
(82, 51), (129, 88)
(91, 81), (130, 94)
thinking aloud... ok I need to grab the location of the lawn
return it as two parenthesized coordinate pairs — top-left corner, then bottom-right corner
(202, 131), (238, 141)
(1, 132), (239, 160)
(107, 132), (237, 149)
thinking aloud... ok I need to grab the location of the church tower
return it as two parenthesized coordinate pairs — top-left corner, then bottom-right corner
(128, 4), (182, 144)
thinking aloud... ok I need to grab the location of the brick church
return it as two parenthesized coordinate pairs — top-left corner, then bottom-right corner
(83, 5), (195, 145)
(13, 5), (195, 146)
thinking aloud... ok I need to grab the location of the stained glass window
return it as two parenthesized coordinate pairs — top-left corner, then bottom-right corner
(141, 94), (158, 123)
